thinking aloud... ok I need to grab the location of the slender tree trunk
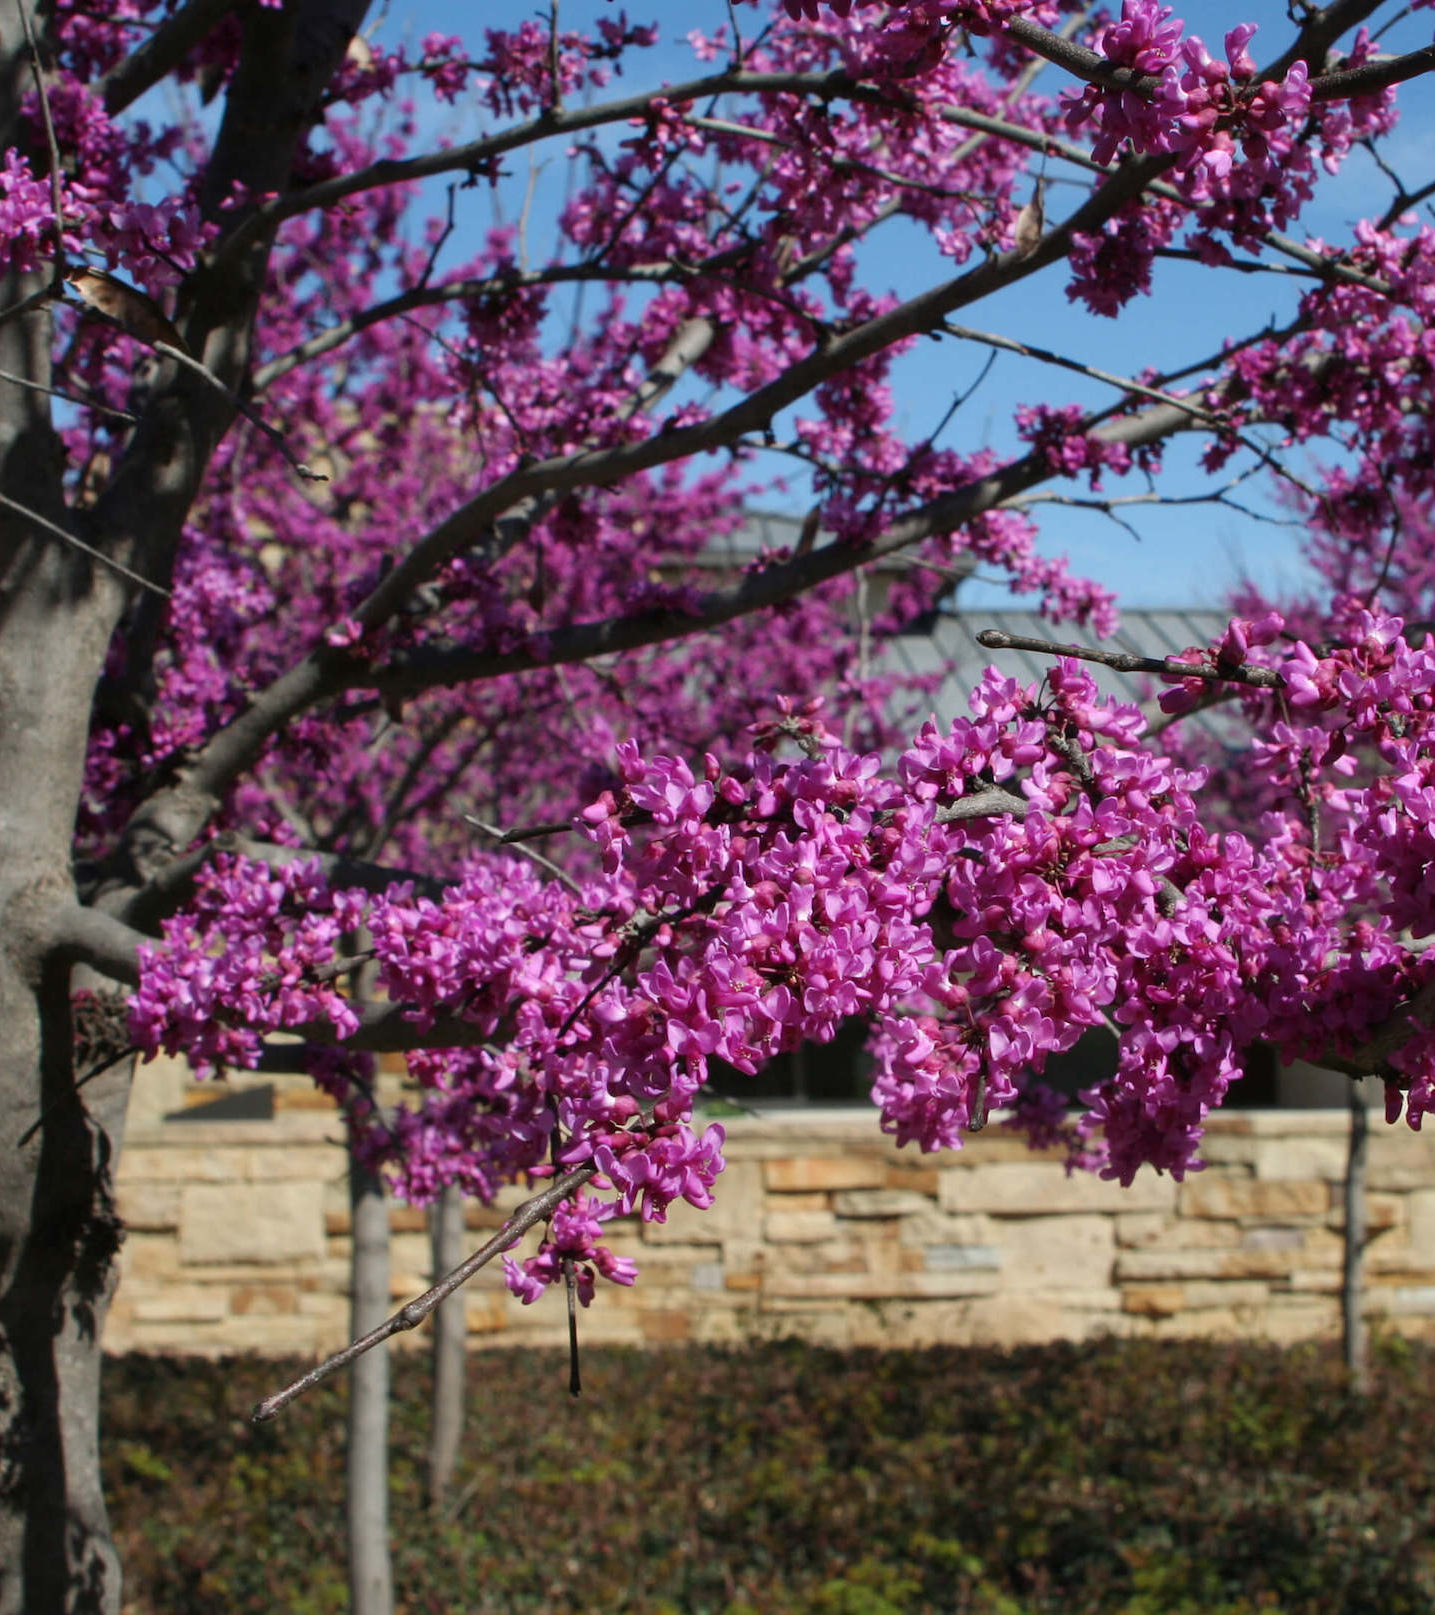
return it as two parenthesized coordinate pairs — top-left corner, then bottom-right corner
(1343, 1080), (1370, 1395)
(347, 1143), (394, 1615)
(426, 1183), (467, 1509)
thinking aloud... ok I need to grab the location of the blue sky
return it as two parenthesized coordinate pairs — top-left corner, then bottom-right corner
(347, 2), (1433, 612)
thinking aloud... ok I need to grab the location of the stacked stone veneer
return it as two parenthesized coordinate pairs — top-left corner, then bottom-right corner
(108, 1085), (1435, 1357)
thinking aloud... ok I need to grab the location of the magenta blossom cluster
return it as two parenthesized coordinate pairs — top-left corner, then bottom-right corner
(132, 601), (1435, 1301)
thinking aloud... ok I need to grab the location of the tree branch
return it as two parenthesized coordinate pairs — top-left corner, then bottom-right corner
(45, 902), (147, 985)
(252, 1160), (599, 1421)
(97, 0), (244, 116)
(112, 832), (450, 932)
(973, 628), (1284, 690)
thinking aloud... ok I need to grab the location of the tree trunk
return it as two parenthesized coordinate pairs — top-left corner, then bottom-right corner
(347, 1145), (394, 1615)
(1343, 1080), (1370, 1395)
(0, 175), (133, 1606)
(426, 1183), (467, 1510)
(0, 981), (130, 1615)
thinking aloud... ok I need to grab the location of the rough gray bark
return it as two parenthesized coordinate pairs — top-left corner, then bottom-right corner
(426, 1184), (468, 1509)
(348, 1146), (395, 1615)
(0, 5), (369, 1609)
(1343, 1081), (1371, 1395)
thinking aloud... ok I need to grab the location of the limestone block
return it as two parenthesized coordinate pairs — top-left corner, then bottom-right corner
(766, 1157), (888, 1192)
(1116, 1215), (1240, 1251)
(1327, 1192), (1401, 1232)
(1282, 1269), (1340, 1293)
(1149, 1309), (1242, 1340)
(748, 1309), (855, 1348)
(295, 1293), (349, 1323)
(1123, 1285), (1185, 1318)
(1194, 1135), (1262, 1166)
(1381, 1284), (1435, 1314)
(885, 1167), (941, 1195)
(1406, 1189), (1435, 1258)
(1180, 1280), (1270, 1310)
(764, 1268), (1001, 1300)
(690, 1263), (726, 1291)
(899, 1210), (995, 1248)
(941, 1162), (1176, 1215)
(766, 1237), (864, 1275)
(120, 1146), (251, 1185)
(994, 1215), (1114, 1292)
(1303, 1226), (1347, 1264)
(131, 1286), (230, 1325)
(1241, 1226), (1306, 1253)
(764, 1211), (840, 1243)
(243, 1146), (339, 1182)
(959, 1293), (1121, 1347)
(1179, 1179), (1326, 1220)
(719, 1238), (766, 1275)
(763, 1192), (829, 1213)
(1252, 1138), (1350, 1182)
(1365, 1131), (1435, 1190)
(463, 1291), (508, 1334)
(227, 1315), (347, 1354)
(118, 1233), (182, 1281)
(637, 1309), (691, 1343)
(924, 1245), (1002, 1272)
(1251, 1301), (1338, 1343)
(231, 1284), (299, 1316)
(957, 1133), (1059, 1164)
(1116, 1247), (1299, 1282)
(692, 1311), (747, 1345)
(116, 1182), (181, 1232)
(389, 1232), (432, 1276)
(1364, 1228), (1416, 1274)
(179, 1180), (325, 1265)
(643, 1160), (762, 1243)
(1115, 1212), (1168, 1248)
(833, 1189), (935, 1218)
(625, 1241), (723, 1267)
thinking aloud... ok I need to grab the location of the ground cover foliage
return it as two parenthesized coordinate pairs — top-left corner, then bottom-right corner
(106, 1336), (1435, 1614)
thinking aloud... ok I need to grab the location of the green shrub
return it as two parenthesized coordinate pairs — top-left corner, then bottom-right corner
(104, 1338), (1435, 1613)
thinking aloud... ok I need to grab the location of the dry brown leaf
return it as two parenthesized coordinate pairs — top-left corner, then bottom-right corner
(1013, 179), (1046, 260)
(66, 268), (190, 355)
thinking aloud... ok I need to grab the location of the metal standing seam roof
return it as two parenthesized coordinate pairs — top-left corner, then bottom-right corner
(723, 509), (1236, 733)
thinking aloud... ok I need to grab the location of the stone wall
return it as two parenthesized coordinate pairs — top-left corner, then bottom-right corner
(106, 1061), (1435, 1357)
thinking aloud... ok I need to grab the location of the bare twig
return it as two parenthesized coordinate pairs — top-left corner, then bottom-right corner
(0, 489), (169, 597)
(149, 339), (327, 482)
(465, 815), (583, 894)
(975, 627), (1284, 690)
(252, 1162), (599, 1421)
(15, 1045), (136, 1149)
(0, 365), (134, 422)
(18, 0), (67, 294)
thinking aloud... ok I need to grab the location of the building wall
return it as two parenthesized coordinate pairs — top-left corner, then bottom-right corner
(106, 1059), (1435, 1357)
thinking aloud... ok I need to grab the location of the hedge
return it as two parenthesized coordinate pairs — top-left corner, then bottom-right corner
(105, 1335), (1435, 1613)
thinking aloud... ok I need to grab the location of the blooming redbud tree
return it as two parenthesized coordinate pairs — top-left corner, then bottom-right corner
(2, 0), (1434, 1607)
